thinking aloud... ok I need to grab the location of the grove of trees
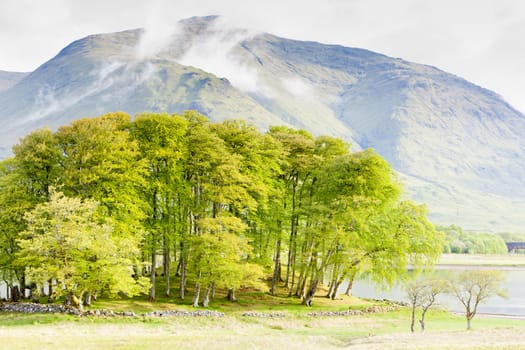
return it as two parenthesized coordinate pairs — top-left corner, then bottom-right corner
(440, 225), (508, 254)
(0, 111), (444, 308)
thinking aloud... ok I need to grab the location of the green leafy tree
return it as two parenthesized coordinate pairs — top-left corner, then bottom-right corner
(190, 216), (266, 307)
(0, 128), (61, 296)
(15, 190), (149, 309)
(131, 113), (188, 300)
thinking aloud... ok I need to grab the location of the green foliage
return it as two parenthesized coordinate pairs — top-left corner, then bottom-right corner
(497, 232), (525, 243)
(0, 110), (444, 307)
(15, 190), (149, 302)
(440, 225), (507, 254)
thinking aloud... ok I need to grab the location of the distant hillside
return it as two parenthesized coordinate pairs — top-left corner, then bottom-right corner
(1, 16), (524, 231)
(0, 70), (29, 92)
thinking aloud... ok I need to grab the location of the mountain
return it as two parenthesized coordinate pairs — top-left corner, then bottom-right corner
(1, 15), (524, 231)
(0, 70), (29, 92)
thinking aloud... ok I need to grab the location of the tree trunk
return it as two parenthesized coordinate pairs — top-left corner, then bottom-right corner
(193, 280), (201, 308)
(419, 307), (429, 332)
(11, 286), (20, 302)
(410, 303), (416, 333)
(180, 254), (187, 300)
(65, 292), (83, 311)
(202, 284), (211, 308)
(84, 292), (92, 307)
(227, 288), (237, 302)
(164, 246), (171, 297)
(47, 280), (54, 303)
(175, 258), (181, 277)
(467, 317), (472, 330)
(20, 273), (27, 299)
(149, 249), (156, 301)
(302, 279), (319, 307)
(344, 270), (357, 296)
(271, 234), (282, 295)
(330, 279), (343, 300)
(211, 281), (216, 301)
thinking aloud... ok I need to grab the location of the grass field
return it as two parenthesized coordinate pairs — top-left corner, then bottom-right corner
(3, 254), (525, 349)
(1, 307), (525, 350)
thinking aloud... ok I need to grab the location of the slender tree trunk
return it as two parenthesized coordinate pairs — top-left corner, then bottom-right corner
(192, 272), (201, 308)
(211, 281), (216, 301)
(330, 279), (343, 300)
(47, 280), (54, 303)
(295, 269), (305, 297)
(271, 225), (282, 295)
(20, 274), (26, 299)
(203, 284), (211, 308)
(288, 253), (297, 297)
(344, 270), (357, 296)
(164, 243), (171, 297)
(410, 302), (416, 333)
(12, 286), (21, 302)
(149, 249), (156, 301)
(84, 292), (92, 307)
(180, 255), (187, 300)
(175, 258), (181, 277)
(302, 278), (319, 307)
(227, 288), (237, 302)
(285, 179), (298, 287)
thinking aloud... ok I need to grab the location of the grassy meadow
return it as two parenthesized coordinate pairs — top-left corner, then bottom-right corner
(3, 253), (525, 349)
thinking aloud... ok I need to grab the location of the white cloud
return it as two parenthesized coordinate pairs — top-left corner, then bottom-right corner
(280, 77), (315, 99)
(176, 18), (267, 95)
(0, 0), (525, 112)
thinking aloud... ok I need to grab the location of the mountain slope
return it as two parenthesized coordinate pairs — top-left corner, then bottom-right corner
(1, 16), (524, 231)
(0, 70), (29, 92)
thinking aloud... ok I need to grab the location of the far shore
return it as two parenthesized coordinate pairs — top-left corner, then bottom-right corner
(437, 253), (525, 268)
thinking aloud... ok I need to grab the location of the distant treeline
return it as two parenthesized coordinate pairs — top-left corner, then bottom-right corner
(440, 225), (525, 254)
(0, 111), (443, 308)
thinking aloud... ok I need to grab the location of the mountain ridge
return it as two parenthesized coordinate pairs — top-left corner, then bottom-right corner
(1, 16), (524, 231)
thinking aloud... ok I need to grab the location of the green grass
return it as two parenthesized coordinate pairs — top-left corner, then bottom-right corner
(2, 263), (525, 349)
(1, 307), (524, 350)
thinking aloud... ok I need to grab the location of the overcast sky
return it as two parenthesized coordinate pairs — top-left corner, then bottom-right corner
(1, 0), (524, 112)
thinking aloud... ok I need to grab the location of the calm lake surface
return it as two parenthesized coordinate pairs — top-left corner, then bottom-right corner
(351, 267), (525, 316)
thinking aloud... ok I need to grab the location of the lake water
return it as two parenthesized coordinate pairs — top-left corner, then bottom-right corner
(350, 267), (525, 316)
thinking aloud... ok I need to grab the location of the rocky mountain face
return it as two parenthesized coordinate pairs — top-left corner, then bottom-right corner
(1, 16), (524, 231)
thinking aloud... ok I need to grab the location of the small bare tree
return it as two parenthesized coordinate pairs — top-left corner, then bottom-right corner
(406, 278), (447, 332)
(449, 270), (507, 330)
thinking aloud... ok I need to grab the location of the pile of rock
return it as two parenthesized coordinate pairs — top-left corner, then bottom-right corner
(0, 302), (81, 315)
(82, 309), (136, 317)
(241, 311), (286, 318)
(307, 304), (401, 317)
(141, 310), (225, 318)
(307, 310), (364, 317)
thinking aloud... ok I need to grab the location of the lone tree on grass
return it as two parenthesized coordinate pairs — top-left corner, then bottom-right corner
(450, 270), (507, 330)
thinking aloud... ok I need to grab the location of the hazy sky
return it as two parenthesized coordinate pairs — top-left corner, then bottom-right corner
(1, 0), (524, 112)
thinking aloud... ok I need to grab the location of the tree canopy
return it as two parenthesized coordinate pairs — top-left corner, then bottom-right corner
(0, 111), (444, 307)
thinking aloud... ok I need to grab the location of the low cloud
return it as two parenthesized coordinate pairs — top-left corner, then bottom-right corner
(280, 77), (315, 99)
(175, 17), (271, 96)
